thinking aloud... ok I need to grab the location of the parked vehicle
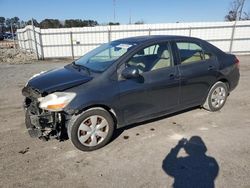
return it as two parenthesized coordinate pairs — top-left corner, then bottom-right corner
(3, 32), (16, 40)
(22, 35), (240, 151)
(0, 33), (4, 41)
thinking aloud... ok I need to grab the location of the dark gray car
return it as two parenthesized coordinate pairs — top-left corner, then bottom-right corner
(22, 35), (240, 151)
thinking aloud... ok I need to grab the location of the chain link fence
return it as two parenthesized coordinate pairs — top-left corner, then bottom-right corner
(16, 21), (250, 60)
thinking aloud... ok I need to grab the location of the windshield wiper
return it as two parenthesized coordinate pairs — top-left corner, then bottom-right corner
(72, 61), (91, 75)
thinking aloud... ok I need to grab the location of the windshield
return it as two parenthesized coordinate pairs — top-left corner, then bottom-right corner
(74, 42), (137, 72)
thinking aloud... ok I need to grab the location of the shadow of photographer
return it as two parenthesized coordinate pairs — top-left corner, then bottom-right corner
(162, 136), (219, 188)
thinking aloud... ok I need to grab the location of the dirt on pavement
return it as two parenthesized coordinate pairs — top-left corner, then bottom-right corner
(0, 48), (37, 64)
(0, 56), (249, 188)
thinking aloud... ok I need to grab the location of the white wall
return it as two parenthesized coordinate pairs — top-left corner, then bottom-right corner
(17, 21), (250, 59)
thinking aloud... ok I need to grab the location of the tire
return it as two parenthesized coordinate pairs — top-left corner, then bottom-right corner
(67, 108), (115, 151)
(203, 81), (228, 112)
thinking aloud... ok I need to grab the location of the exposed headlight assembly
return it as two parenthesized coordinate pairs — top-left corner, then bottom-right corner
(38, 92), (76, 112)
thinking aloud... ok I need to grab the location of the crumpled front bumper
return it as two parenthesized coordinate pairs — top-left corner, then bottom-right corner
(25, 106), (58, 138)
(22, 86), (69, 140)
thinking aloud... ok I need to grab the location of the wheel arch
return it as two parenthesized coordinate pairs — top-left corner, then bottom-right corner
(217, 78), (230, 90)
(202, 78), (230, 105)
(75, 104), (118, 128)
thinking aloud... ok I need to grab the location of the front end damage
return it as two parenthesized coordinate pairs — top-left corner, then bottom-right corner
(22, 86), (69, 141)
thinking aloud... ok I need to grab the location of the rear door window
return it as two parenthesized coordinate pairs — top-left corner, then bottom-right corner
(176, 42), (204, 64)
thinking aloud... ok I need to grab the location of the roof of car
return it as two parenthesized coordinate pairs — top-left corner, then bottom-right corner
(113, 35), (201, 44)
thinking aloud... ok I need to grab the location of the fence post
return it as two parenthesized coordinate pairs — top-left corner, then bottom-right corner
(22, 32), (26, 51)
(107, 26), (112, 58)
(108, 28), (111, 43)
(189, 27), (192, 37)
(70, 32), (74, 60)
(16, 32), (19, 49)
(148, 28), (151, 36)
(229, 21), (237, 53)
(39, 32), (44, 60)
(10, 23), (16, 49)
(31, 18), (39, 60)
(27, 29), (32, 52)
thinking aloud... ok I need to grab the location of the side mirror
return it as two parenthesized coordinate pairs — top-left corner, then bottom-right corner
(121, 66), (140, 79)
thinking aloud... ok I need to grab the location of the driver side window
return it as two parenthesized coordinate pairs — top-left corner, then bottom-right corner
(127, 43), (172, 73)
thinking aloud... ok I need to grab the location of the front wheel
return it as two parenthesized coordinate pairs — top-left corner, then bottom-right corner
(67, 108), (114, 151)
(203, 81), (228, 112)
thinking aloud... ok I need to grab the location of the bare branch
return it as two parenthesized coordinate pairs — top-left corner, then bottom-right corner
(225, 0), (246, 21)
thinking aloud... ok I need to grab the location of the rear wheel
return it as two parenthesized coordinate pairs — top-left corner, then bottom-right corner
(67, 108), (114, 151)
(203, 81), (228, 112)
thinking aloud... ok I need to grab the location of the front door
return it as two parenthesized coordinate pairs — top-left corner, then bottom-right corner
(118, 42), (180, 124)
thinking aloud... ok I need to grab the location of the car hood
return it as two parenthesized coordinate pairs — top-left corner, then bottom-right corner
(26, 65), (92, 94)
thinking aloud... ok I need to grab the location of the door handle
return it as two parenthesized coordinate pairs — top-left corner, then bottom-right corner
(208, 65), (215, 71)
(169, 74), (175, 78)
(169, 73), (180, 80)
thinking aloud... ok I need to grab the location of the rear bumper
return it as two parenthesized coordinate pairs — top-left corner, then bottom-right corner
(229, 70), (240, 92)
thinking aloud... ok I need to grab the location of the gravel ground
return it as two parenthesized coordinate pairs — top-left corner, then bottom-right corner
(0, 56), (249, 188)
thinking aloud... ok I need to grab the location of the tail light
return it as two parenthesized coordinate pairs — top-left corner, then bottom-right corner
(235, 57), (240, 69)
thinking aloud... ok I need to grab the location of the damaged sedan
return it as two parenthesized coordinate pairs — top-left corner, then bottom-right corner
(22, 35), (239, 151)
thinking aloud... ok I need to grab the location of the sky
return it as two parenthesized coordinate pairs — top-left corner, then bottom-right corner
(0, 0), (250, 24)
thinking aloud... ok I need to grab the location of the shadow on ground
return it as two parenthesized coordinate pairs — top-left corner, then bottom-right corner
(162, 136), (219, 188)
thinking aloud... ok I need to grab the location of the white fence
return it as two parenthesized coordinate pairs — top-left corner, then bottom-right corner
(16, 21), (250, 59)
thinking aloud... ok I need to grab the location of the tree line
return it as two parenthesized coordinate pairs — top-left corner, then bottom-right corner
(0, 17), (129, 33)
(0, 16), (145, 33)
(0, 17), (103, 32)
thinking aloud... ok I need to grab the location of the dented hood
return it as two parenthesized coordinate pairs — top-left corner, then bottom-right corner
(26, 65), (92, 94)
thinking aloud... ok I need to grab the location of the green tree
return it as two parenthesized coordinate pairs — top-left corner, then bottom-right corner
(65, 19), (81, 27)
(134, 20), (145, 25)
(0, 17), (5, 32)
(108, 22), (120, 25)
(20, 20), (26, 28)
(39, 19), (62, 28)
(11, 17), (20, 25)
(0, 17), (5, 25)
(26, 19), (39, 27)
(83, 20), (98, 27)
(5, 18), (11, 31)
(3, 17), (20, 31)
(64, 19), (98, 27)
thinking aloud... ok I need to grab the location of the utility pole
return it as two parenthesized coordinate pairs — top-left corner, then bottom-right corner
(129, 9), (132, 24)
(113, 0), (116, 22)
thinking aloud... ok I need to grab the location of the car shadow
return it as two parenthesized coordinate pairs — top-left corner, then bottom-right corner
(110, 106), (199, 142)
(162, 136), (219, 188)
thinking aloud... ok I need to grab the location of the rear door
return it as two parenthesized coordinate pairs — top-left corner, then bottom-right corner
(173, 40), (219, 107)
